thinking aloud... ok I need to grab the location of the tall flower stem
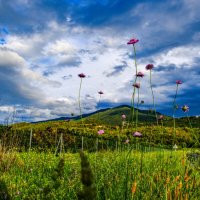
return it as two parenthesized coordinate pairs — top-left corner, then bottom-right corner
(172, 84), (179, 145)
(130, 45), (138, 126)
(78, 78), (83, 121)
(135, 80), (140, 131)
(149, 70), (158, 126)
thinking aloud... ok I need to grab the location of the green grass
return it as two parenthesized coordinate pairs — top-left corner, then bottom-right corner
(1, 149), (199, 199)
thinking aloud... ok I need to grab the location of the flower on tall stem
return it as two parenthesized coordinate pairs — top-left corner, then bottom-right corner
(78, 73), (86, 78)
(127, 38), (139, 129)
(136, 72), (144, 78)
(132, 83), (140, 89)
(146, 64), (158, 125)
(172, 80), (182, 145)
(176, 80), (182, 85)
(78, 73), (86, 121)
(98, 91), (103, 95)
(146, 64), (154, 70)
(127, 38), (139, 45)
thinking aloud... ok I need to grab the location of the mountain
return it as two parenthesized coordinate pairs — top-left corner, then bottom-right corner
(33, 105), (164, 125)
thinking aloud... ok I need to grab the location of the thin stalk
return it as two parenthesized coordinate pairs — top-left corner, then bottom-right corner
(129, 45), (138, 127)
(172, 84), (179, 145)
(150, 70), (158, 126)
(78, 78), (83, 121)
(135, 80), (140, 131)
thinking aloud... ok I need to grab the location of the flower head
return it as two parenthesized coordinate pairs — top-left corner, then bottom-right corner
(140, 100), (144, 104)
(136, 72), (144, 78)
(78, 73), (86, 78)
(158, 115), (164, 120)
(121, 114), (126, 120)
(133, 131), (142, 137)
(127, 38), (139, 45)
(97, 130), (104, 135)
(98, 91), (104, 95)
(176, 80), (182, 85)
(133, 83), (140, 88)
(125, 139), (129, 144)
(181, 105), (189, 112)
(146, 64), (154, 70)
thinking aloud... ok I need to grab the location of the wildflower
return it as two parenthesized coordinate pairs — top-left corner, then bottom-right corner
(131, 180), (137, 194)
(176, 80), (182, 84)
(146, 64), (154, 70)
(173, 144), (178, 150)
(78, 73), (86, 78)
(125, 139), (129, 144)
(158, 115), (164, 120)
(182, 105), (189, 112)
(127, 38), (139, 45)
(133, 131), (142, 137)
(121, 114), (126, 120)
(132, 83), (140, 88)
(136, 72), (144, 77)
(97, 130), (104, 135)
(98, 91), (103, 95)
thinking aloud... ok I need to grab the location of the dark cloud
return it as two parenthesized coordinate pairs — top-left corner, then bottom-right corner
(105, 61), (128, 77)
(62, 74), (72, 80)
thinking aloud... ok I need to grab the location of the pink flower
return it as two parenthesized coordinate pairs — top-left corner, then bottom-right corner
(78, 73), (86, 78)
(176, 80), (182, 84)
(127, 38), (139, 45)
(136, 72), (144, 78)
(133, 83), (140, 88)
(121, 114), (126, 120)
(158, 115), (164, 120)
(97, 130), (104, 135)
(98, 91), (104, 95)
(125, 139), (129, 144)
(133, 131), (142, 137)
(146, 64), (154, 70)
(182, 105), (189, 112)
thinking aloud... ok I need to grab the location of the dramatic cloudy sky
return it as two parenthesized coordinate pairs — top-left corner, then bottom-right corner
(0, 0), (200, 123)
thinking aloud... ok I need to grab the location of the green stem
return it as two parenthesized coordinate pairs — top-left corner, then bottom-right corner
(78, 78), (83, 121)
(173, 84), (179, 145)
(150, 70), (158, 126)
(130, 45), (138, 128)
(136, 79), (140, 131)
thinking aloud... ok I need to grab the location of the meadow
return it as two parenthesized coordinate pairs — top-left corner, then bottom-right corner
(0, 37), (200, 200)
(1, 149), (200, 199)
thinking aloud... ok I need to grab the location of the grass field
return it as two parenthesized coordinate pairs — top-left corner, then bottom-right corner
(1, 149), (199, 199)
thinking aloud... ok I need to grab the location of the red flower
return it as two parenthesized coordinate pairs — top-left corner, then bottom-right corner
(133, 83), (140, 88)
(78, 73), (86, 78)
(98, 91), (104, 95)
(176, 80), (182, 84)
(146, 64), (154, 70)
(136, 72), (144, 77)
(127, 38), (139, 45)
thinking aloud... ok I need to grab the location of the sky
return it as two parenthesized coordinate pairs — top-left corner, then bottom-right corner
(0, 0), (200, 123)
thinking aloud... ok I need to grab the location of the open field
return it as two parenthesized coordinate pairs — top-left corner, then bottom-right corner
(0, 149), (200, 199)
